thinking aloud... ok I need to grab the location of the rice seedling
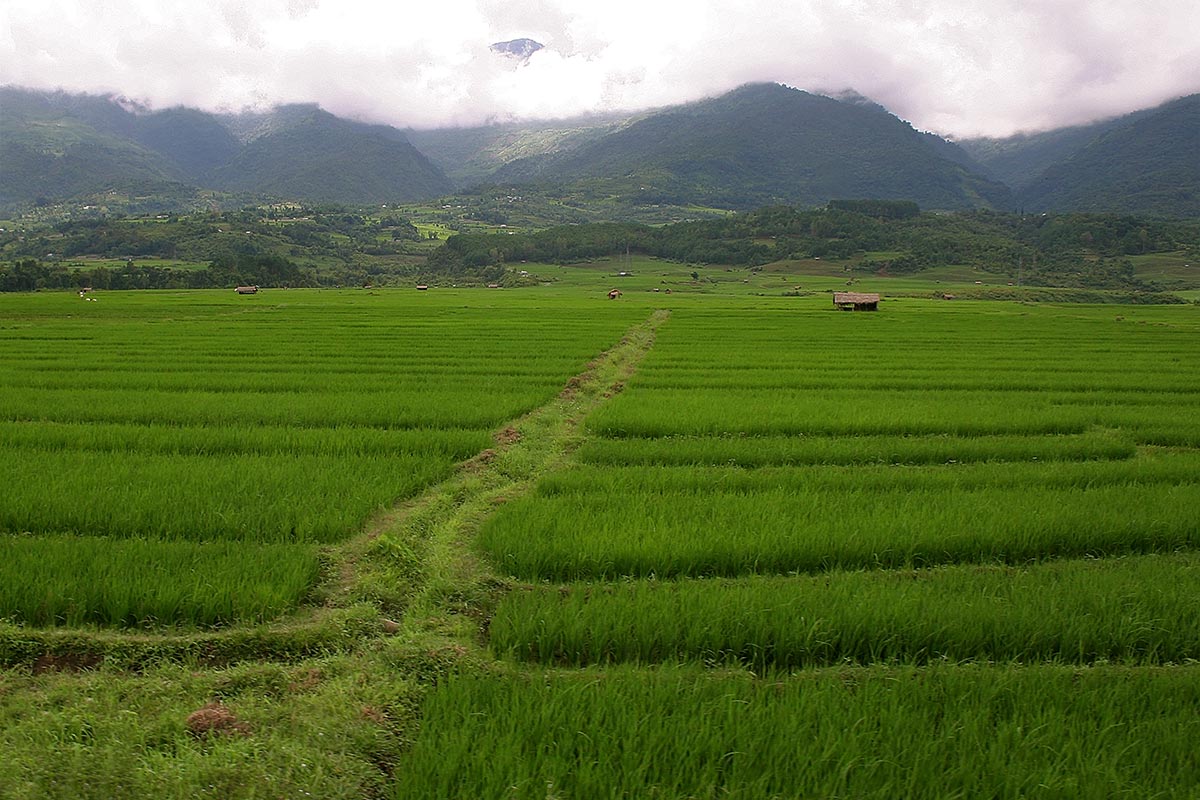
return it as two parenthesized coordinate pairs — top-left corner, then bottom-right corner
(0, 450), (461, 543)
(0, 290), (642, 624)
(480, 452), (1200, 579)
(491, 553), (1200, 667)
(0, 535), (319, 627)
(395, 663), (1200, 799)
(577, 429), (1136, 467)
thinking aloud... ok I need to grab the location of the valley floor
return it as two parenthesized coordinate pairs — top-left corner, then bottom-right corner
(1, 288), (1198, 798)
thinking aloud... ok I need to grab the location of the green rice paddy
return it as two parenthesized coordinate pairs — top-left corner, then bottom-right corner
(3, 287), (1199, 796)
(0, 289), (641, 625)
(434, 295), (1200, 797)
(396, 664), (1200, 800)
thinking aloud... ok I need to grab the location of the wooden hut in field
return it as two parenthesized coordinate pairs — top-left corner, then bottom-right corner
(235, 285), (259, 295)
(608, 289), (623, 300)
(833, 291), (879, 311)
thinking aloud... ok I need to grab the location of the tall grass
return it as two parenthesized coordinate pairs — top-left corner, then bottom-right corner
(585, 387), (1199, 437)
(394, 664), (1200, 799)
(0, 535), (319, 626)
(577, 430), (1136, 467)
(0, 420), (491, 457)
(0, 450), (454, 543)
(480, 459), (1200, 579)
(491, 554), (1200, 667)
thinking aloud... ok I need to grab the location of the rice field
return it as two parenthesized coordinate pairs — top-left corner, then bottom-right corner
(396, 664), (1200, 800)
(491, 553), (1200, 667)
(396, 298), (1200, 797)
(6, 290), (1200, 795)
(478, 301), (1200, 585)
(0, 289), (641, 626)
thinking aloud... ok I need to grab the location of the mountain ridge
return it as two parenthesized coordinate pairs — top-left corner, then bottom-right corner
(484, 83), (1011, 210)
(1, 83), (1195, 216)
(0, 87), (451, 208)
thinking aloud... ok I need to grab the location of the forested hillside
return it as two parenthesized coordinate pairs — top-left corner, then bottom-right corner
(489, 84), (1010, 210)
(429, 202), (1200, 290)
(2, 85), (1197, 218)
(959, 95), (1199, 217)
(204, 106), (451, 204)
(1017, 95), (1200, 217)
(0, 88), (452, 210)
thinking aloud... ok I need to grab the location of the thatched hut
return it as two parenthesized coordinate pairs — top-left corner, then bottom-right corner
(833, 291), (879, 311)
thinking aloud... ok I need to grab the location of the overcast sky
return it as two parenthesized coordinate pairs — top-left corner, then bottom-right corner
(2, 0), (1198, 138)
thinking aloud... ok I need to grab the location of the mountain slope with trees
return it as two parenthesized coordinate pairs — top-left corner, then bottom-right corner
(1015, 95), (1199, 217)
(203, 106), (452, 204)
(488, 84), (1012, 211)
(1, 85), (1196, 217)
(0, 88), (193, 206)
(405, 115), (635, 186)
(0, 88), (452, 210)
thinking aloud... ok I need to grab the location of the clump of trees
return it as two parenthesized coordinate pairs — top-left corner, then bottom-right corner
(0, 254), (312, 292)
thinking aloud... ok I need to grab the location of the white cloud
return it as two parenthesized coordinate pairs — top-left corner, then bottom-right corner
(1, 0), (1197, 136)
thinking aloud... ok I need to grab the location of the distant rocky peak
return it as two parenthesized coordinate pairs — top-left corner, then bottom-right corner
(490, 38), (544, 61)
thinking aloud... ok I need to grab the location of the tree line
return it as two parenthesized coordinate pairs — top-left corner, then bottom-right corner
(427, 204), (1200, 290)
(0, 254), (312, 292)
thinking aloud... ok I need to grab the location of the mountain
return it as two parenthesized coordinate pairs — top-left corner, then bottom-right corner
(488, 83), (1011, 210)
(3, 84), (1195, 217)
(489, 38), (544, 60)
(406, 114), (635, 186)
(204, 105), (451, 204)
(130, 108), (241, 177)
(956, 105), (1165, 191)
(0, 88), (191, 206)
(1014, 95), (1199, 217)
(0, 87), (451, 209)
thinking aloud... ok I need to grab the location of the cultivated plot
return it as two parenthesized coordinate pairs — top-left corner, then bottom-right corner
(0, 290), (642, 625)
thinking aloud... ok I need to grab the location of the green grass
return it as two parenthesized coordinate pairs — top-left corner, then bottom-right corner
(492, 554), (1200, 667)
(1127, 250), (1199, 288)
(0, 289), (644, 624)
(0, 536), (319, 627)
(394, 664), (1200, 799)
(0, 655), (415, 800)
(479, 456), (1200, 579)
(577, 430), (1136, 466)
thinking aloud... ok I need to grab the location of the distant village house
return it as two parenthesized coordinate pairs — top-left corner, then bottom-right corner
(833, 291), (880, 311)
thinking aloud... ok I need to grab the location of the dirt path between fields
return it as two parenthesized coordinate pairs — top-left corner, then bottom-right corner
(341, 308), (670, 662)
